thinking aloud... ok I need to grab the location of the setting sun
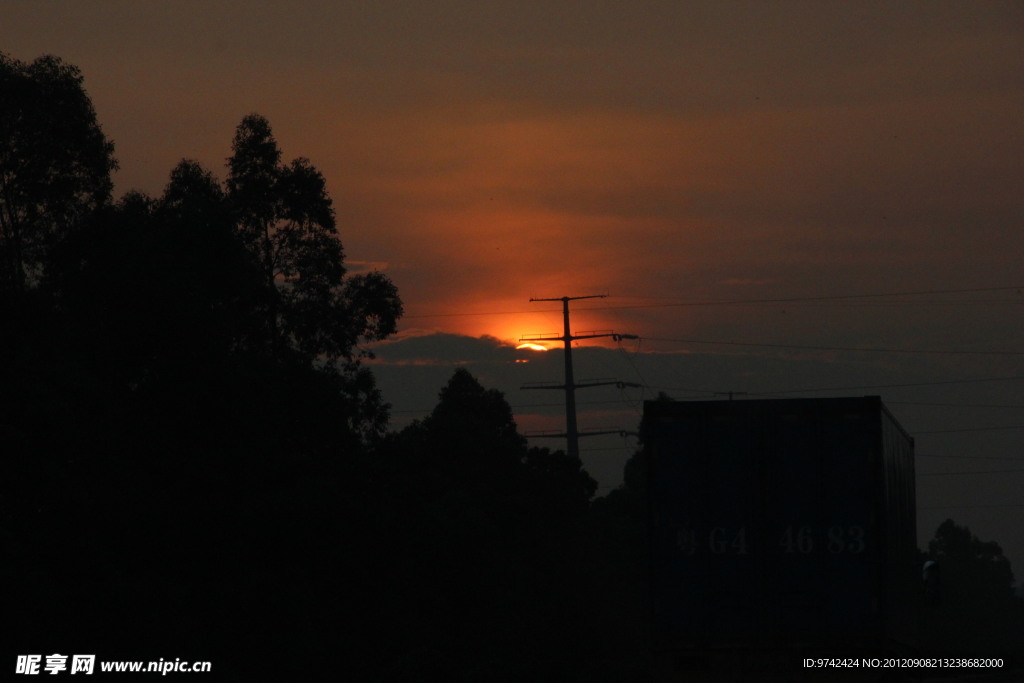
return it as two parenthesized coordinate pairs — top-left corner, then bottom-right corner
(516, 343), (549, 351)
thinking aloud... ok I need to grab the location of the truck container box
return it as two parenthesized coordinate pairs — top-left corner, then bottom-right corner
(646, 396), (917, 662)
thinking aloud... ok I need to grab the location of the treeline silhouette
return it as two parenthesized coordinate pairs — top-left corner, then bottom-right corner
(3, 52), (1021, 679)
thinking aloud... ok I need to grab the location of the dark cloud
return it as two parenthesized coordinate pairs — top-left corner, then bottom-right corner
(372, 332), (516, 365)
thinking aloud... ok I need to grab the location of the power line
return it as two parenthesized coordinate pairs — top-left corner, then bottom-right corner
(601, 286), (1024, 308)
(744, 375), (1024, 396)
(919, 504), (1024, 510)
(403, 307), (558, 319)
(889, 401), (1024, 410)
(612, 341), (650, 409)
(645, 375), (1024, 399)
(918, 453), (1024, 462)
(919, 469), (1024, 476)
(916, 425), (1024, 434)
(641, 336), (1024, 356)
(401, 285), (1024, 319)
(602, 299), (1024, 311)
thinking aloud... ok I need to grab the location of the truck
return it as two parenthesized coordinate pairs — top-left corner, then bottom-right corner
(645, 396), (917, 679)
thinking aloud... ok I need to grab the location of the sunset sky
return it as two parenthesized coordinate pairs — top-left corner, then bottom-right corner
(6, 1), (1023, 571)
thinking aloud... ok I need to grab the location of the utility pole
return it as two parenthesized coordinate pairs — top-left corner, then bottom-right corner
(520, 295), (637, 460)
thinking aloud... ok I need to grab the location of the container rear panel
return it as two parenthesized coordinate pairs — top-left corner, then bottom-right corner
(648, 397), (914, 652)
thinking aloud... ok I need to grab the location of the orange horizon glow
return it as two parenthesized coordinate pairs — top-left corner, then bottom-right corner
(392, 306), (638, 351)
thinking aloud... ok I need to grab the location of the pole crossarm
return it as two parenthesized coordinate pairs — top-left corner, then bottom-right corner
(574, 379), (643, 390)
(573, 331), (639, 341)
(570, 330), (619, 341)
(529, 295), (608, 303)
(521, 379), (642, 391)
(521, 330), (633, 343)
(520, 382), (566, 391)
(578, 429), (639, 439)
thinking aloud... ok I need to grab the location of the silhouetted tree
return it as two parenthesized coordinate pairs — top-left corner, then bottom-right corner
(922, 519), (1024, 657)
(226, 114), (401, 370)
(0, 52), (117, 291)
(372, 369), (604, 677)
(929, 518), (1015, 603)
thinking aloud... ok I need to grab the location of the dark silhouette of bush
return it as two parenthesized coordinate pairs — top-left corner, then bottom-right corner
(921, 519), (1024, 660)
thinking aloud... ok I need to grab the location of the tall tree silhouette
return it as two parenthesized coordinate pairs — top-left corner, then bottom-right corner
(373, 369), (603, 677)
(226, 114), (401, 370)
(0, 52), (117, 291)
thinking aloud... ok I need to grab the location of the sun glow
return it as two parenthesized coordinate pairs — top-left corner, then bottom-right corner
(516, 343), (549, 352)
